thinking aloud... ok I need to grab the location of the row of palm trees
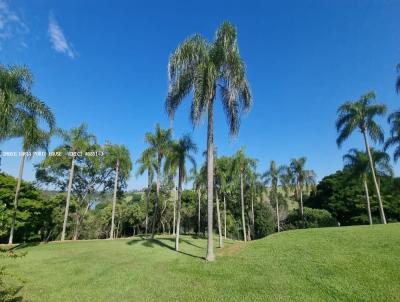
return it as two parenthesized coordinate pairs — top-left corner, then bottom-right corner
(0, 65), (132, 243)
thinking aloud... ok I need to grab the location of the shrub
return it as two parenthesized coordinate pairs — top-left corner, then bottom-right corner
(286, 207), (337, 229)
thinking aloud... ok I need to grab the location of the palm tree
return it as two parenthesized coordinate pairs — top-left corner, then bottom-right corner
(290, 157), (316, 224)
(343, 148), (393, 225)
(384, 111), (400, 162)
(8, 109), (54, 244)
(166, 22), (252, 261)
(136, 149), (156, 236)
(336, 92), (387, 224)
(59, 124), (96, 241)
(0, 65), (55, 141)
(164, 135), (196, 251)
(144, 124), (172, 239)
(231, 148), (256, 243)
(104, 144), (132, 239)
(190, 166), (205, 236)
(263, 161), (280, 232)
(215, 157), (228, 248)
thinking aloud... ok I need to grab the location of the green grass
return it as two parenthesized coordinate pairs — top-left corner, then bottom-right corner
(3, 224), (400, 302)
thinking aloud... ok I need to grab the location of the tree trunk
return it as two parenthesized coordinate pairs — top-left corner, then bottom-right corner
(173, 185), (176, 236)
(145, 171), (150, 236)
(299, 184), (304, 227)
(175, 164), (184, 251)
(251, 192), (255, 237)
(216, 190), (223, 248)
(223, 194), (227, 239)
(73, 212), (80, 240)
(276, 193), (280, 232)
(362, 131), (386, 224)
(62, 157), (75, 241)
(206, 102), (215, 261)
(151, 157), (161, 238)
(363, 177), (373, 225)
(110, 160), (119, 239)
(240, 172), (247, 242)
(8, 152), (25, 244)
(197, 189), (201, 235)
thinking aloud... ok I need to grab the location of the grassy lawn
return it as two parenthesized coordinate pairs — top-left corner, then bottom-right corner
(2, 224), (400, 302)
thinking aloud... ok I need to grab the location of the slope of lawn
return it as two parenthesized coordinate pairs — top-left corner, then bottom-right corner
(2, 223), (400, 302)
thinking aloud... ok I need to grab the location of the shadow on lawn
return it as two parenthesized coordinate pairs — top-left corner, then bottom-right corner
(126, 237), (205, 260)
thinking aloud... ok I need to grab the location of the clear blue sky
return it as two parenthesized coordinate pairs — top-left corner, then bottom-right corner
(1, 0), (399, 189)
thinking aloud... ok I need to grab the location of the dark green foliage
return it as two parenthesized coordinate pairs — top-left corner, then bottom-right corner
(253, 202), (275, 238)
(286, 207), (337, 229)
(0, 173), (64, 243)
(306, 169), (400, 225)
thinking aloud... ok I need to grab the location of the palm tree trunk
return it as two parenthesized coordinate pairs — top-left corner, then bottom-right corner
(145, 171), (151, 236)
(151, 158), (161, 238)
(251, 192), (255, 236)
(8, 152), (25, 244)
(110, 160), (119, 239)
(240, 172), (247, 242)
(362, 131), (386, 224)
(363, 177), (373, 225)
(173, 185), (176, 236)
(300, 185), (304, 227)
(206, 102), (215, 261)
(223, 194), (227, 239)
(197, 189), (201, 235)
(216, 190), (223, 248)
(62, 157), (75, 241)
(175, 164), (183, 251)
(276, 195), (280, 232)
(73, 212), (80, 240)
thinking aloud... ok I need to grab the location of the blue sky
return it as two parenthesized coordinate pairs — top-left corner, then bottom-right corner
(0, 0), (399, 189)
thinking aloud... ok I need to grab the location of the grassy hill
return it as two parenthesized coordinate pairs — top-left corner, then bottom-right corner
(2, 224), (400, 302)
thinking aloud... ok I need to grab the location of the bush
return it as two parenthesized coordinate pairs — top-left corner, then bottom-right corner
(286, 207), (337, 229)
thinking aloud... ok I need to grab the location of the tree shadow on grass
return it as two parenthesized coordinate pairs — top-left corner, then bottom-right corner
(126, 237), (205, 260)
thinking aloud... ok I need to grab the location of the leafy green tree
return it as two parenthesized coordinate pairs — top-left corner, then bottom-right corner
(8, 108), (54, 244)
(307, 169), (400, 225)
(336, 92), (387, 224)
(231, 148), (257, 242)
(143, 124), (172, 238)
(136, 150), (156, 236)
(166, 22), (252, 261)
(343, 148), (393, 225)
(164, 135), (197, 251)
(104, 144), (132, 239)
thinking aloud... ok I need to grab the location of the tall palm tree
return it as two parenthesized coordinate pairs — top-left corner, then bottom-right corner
(263, 160), (280, 232)
(166, 22), (252, 261)
(136, 149), (156, 236)
(384, 111), (400, 162)
(215, 157), (228, 248)
(164, 135), (196, 251)
(0, 65), (55, 141)
(190, 166), (205, 236)
(144, 124), (172, 239)
(8, 109), (54, 244)
(343, 148), (393, 225)
(104, 144), (132, 239)
(290, 157), (316, 224)
(231, 148), (256, 243)
(59, 124), (96, 241)
(336, 92), (387, 224)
